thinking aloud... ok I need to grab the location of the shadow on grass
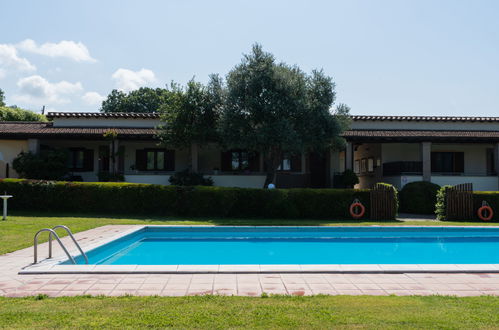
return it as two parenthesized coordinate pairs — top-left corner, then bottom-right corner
(10, 211), (404, 226)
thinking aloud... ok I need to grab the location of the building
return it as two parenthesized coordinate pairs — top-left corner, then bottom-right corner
(0, 112), (498, 191)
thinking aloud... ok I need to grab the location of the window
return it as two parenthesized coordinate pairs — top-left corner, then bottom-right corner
(368, 158), (374, 173)
(276, 153), (302, 172)
(221, 150), (260, 172)
(146, 150), (165, 171)
(135, 149), (174, 171)
(431, 152), (464, 173)
(68, 148), (93, 172)
(487, 149), (496, 175)
(231, 150), (249, 171)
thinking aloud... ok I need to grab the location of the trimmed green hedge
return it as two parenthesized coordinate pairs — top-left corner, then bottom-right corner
(436, 186), (499, 222)
(399, 181), (440, 214)
(0, 179), (372, 219)
(473, 192), (499, 222)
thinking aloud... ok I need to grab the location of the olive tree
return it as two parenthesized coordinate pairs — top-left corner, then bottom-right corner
(218, 44), (349, 187)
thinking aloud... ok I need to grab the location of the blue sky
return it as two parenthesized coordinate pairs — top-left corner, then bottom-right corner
(0, 0), (498, 115)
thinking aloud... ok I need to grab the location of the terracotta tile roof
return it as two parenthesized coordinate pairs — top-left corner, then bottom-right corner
(351, 115), (499, 122)
(0, 121), (156, 139)
(343, 129), (499, 141)
(46, 112), (160, 119)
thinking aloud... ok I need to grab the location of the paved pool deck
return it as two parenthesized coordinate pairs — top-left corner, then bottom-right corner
(1, 225), (498, 297)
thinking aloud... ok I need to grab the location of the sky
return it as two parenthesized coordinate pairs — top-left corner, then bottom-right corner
(0, 0), (498, 116)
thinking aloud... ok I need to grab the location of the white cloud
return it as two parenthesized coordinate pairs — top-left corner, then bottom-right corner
(82, 91), (105, 105)
(112, 68), (156, 92)
(17, 39), (96, 63)
(0, 44), (36, 74)
(14, 75), (83, 105)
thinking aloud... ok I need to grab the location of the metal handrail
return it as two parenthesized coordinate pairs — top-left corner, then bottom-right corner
(34, 229), (75, 264)
(50, 225), (89, 264)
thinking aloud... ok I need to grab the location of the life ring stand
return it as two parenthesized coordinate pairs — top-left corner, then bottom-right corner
(350, 199), (366, 219)
(477, 201), (493, 221)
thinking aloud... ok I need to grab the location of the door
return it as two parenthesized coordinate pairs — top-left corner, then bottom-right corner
(309, 152), (328, 188)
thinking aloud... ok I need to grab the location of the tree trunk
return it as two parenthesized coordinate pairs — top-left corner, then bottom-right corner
(263, 150), (281, 188)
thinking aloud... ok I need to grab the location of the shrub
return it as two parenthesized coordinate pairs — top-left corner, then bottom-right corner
(12, 150), (69, 180)
(399, 181), (440, 214)
(337, 169), (359, 188)
(0, 106), (47, 121)
(473, 192), (499, 222)
(0, 179), (372, 219)
(169, 169), (213, 186)
(435, 185), (452, 220)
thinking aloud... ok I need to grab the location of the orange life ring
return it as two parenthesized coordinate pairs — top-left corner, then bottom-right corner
(350, 202), (365, 219)
(477, 205), (493, 221)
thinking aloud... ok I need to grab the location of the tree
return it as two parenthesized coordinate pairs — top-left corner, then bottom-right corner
(0, 106), (47, 121)
(100, 87), (171, 113)
(218, 44), (349, 187)
(0, 88), (5, 107)
(157, 76), (223, 168)
(12, 150), (69, 180)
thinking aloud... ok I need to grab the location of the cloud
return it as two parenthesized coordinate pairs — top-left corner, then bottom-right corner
(17, 39), (96, 63)
(0, 44), (36, 74)
(14, 75), (83, 105)
(0, 69), (5, 79)
(112, 68), (156, 92)
(82, 91), (105, 105)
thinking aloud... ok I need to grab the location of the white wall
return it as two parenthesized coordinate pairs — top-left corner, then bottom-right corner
(0, 139), (29, 178)
(52, 118), (160, 128)
(381, 143), (421, 163)
(211, 175), (266, 188)
(431, 176), (498, 191)
(124, 174), (171, 185)
(431, 143), (491, 175)
(352, 119), (499, 131)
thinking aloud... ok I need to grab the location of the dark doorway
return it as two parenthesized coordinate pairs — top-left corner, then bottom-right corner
(309, 152), (328, 188)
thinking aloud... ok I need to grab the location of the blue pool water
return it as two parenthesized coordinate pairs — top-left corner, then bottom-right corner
(65, 226), (499, 265)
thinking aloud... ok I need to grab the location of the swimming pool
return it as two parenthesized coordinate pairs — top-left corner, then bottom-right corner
(62, 226), (499, 265)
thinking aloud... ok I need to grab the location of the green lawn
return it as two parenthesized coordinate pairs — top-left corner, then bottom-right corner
(1, 212), (498, 255)
(0, 295), (498, 329)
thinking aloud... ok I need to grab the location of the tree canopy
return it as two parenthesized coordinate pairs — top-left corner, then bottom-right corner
(218, 44), (348, 186)
(0, 106), (47, 121)
(100, 87), (171, 113)
(0, 88), (5, 107)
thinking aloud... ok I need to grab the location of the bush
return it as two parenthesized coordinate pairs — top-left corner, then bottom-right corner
(12, 150), (69, 180)
(399, 181), (440, 214)
(473, 192), (499, 222)
(0, 179), (371, 219)
(435, 185), (452, 220)
(0, 106), (47, 121)
(169, 169), (213, 186)
(335, 169), (359, 188)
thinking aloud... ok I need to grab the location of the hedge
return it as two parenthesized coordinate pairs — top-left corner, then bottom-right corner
(0, 179), (372, 219)
(436, 186), (499, 222)
(399, 181), (440, 214)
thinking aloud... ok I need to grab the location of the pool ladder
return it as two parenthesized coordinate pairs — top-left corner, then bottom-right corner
(33, 225), (88, 264)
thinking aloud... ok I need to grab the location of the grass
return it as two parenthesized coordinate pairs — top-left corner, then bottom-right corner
(0, 295), (497, 329)
(1, 211), (498, 255)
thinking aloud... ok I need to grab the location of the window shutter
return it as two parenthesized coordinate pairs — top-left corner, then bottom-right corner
(118, 146), (125, 173)
(136, 149), (146, 171)
(221, 151), (232, 172)
(454, 152), (464, 173)
(249, 152), (260, 172)
(83, 149), (94, 172)
(290, 154), (302, 172)
(165, 150), (175, 171)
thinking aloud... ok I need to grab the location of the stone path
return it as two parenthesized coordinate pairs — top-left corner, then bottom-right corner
(0, 225), (498, 297)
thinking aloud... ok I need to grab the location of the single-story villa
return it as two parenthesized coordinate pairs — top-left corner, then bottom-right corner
(1, 112), (498, 190)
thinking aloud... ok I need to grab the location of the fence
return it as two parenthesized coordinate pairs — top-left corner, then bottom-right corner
(446, 183), (473, 220)
(370, 183), (397, 220)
